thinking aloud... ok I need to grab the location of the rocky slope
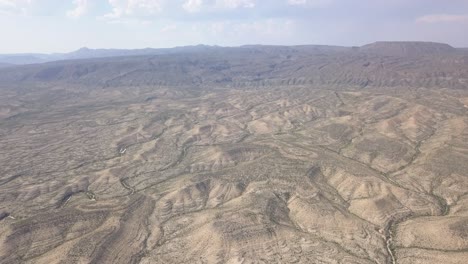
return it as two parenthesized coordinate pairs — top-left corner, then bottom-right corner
(0, 42), (466, 90)
(0, 42), (467, 264)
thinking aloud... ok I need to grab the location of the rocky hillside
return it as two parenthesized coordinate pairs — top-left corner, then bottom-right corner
(1, 41), (468, 264)
(0, 42), (467, 90)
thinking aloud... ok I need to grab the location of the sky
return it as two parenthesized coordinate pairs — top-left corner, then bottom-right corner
(1, 0), (468, 53)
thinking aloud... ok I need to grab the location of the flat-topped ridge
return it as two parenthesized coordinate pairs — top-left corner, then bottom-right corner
(360, 41), (455, 56)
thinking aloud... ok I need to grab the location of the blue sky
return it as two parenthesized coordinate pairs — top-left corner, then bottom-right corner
(1, 0), (468, 53)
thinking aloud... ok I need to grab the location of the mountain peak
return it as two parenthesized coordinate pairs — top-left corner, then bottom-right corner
(72, 47), (93, 54)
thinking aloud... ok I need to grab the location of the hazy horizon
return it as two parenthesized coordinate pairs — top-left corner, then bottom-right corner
(1, 40), (468, 56)
(1, 0), (468, 54)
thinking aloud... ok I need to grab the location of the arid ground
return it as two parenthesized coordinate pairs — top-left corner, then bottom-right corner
(1, 42), (468, 264)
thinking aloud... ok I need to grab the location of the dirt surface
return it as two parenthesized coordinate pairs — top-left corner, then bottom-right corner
(1, 42), (468, 264)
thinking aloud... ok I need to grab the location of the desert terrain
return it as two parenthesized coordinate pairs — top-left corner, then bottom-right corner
(0, 42), (468, 264)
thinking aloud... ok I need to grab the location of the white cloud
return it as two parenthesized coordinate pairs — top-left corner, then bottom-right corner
(183, 0), (202, 13)
(232, 19), (294, 36)
(127, 0), (164, 13)
(216, 0), (255, 9)
(287, 0), (332, 7)
(0, 0), (33, 15)
(287, 0), (306, 4)
(210, 21), (226, 34)
(67, 0), (89, 18)
(104, 0), (165, 19)
(0, 0), (32, 7)
(416, 14), (468, 24)
(161, 23), (177, 32)
(0, 0), (15, 8)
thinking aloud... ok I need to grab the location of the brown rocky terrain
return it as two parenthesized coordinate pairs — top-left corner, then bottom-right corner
(0, 42), (467, 264)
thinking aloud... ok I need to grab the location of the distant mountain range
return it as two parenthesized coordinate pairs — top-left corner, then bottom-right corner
(0, 63), (13, 68)
(0, 42), (465, 66)
(1, 41), (467, 90)
(0, 45), (228, 65)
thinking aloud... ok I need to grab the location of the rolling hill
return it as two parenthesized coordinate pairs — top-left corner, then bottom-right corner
(0, 41), (467, 264)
